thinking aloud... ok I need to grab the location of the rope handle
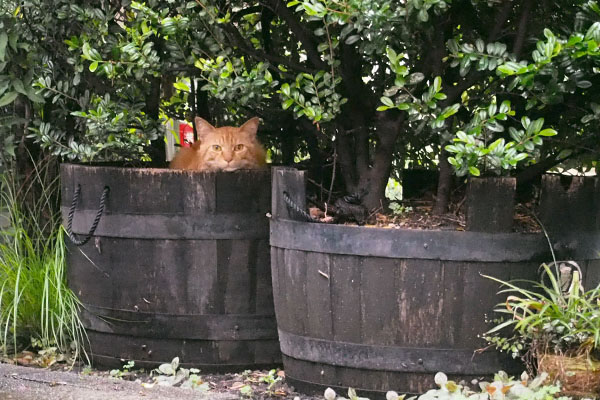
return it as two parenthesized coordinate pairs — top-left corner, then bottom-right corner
(282, 191), (315, 223)
(66, 184), (110, 246)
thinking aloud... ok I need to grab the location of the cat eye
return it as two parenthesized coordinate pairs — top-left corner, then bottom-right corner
(234, 144), (245, 151)
(212, 145), (222, 151)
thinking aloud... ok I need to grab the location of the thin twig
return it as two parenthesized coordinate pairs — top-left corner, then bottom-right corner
(327, 148), (337, 206)
(9, 375), (88, 389)
(307, 178), (336, 194)
(454, 194), (467, 216)
(367, 205), (383, 221)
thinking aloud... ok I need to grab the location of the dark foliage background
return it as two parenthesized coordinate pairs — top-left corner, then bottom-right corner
(1, 0), (599, 211)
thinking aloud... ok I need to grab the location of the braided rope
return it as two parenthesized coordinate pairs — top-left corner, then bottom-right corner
(66, 184), (110, 246)
(282, 191), (315, 223)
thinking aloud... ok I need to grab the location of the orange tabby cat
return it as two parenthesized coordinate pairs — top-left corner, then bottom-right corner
(170, 117), (266, 171)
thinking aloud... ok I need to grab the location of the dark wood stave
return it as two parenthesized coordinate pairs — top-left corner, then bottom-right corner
(61, 163), (280, 370)
(270, 167), (600, 398)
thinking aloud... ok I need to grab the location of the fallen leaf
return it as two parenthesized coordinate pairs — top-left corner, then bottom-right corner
(309, 207), (324, 219)
(16, 358), (31, 366)
(230, 382), (246, 390)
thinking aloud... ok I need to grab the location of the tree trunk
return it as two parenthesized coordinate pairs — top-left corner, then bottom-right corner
(280, 117), (296, 165)
(334, 113), (403, 211)
(433, 149), (452, 214)
(359, 113), (404, 211)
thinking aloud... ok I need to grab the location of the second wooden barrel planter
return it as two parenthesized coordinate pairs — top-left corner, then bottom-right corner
(270, 167), (600, 397)
(60, 163), (280, 370)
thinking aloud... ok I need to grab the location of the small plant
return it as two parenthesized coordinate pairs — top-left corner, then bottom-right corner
(484, 261), (600, 397)
(259, 368), (283, 395)
(324, 387), (371, 400)
(323, 371), (570, 400)
(239, 384), (254, 398)
(484, 262), (600, 360)
(150, 357), (209, 391)
(389, 202), (413, 216)
(35, 344), (66, 368)
(110, 360), (135, 379)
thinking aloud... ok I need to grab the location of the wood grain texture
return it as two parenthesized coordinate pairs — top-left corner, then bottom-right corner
(283, 249), (309, 336)
(268, 168), (600, 396)
(271, 167), (306, 220)
(272, 248), (528, 396)
(539, 174), (599, 233)
(466, 176), (515, 232)
(305, 252), (333, 339)
(61, 164), (279, 370)
(330, 255), (362, 343)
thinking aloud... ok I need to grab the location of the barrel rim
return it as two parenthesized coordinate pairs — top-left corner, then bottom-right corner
(270, 218), (600, 261)
(60, 162), (272, 175)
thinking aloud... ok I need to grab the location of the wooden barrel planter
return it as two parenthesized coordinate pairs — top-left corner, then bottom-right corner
(270, 167), (600, 397)
(60, 163), (280, 370)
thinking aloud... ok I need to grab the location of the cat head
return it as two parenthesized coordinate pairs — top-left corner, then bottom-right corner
(191, 117), (266, 171)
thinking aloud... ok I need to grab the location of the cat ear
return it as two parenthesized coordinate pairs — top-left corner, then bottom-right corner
(240, 117), (260, 137)
(191, 138), (202, 150)
(194, 117), (215, 139)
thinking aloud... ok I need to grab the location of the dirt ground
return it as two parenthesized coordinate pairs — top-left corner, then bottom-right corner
(0, 362), (323, 400)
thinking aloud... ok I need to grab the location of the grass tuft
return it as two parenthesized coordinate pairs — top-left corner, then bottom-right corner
(0, 161), (88, 364)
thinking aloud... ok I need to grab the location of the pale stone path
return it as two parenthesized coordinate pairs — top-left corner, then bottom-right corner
(0, 363), (238, 400)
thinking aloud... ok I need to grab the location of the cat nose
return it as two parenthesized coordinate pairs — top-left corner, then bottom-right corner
(223, 152), (233, 162)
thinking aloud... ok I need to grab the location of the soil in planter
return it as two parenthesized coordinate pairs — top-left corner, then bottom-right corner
(308, 198), (541, 233)
(305, 176), (541, 233)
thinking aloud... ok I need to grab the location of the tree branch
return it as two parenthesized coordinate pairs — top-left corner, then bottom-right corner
(231, 5), (262, 21)
(487, 0), (513, 42)
(513, 0), (533, 58)
(260, 0), (329, 71)
(220, 23), (317, 73)
(261, 6), (274, 54)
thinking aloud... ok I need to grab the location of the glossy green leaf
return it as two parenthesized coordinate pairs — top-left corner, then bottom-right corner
(0, 91), (18, 107)
(282, 99), (294, 110)
(0, 32), (7, 61)
(380, 96), (394, 107)
(538, 128), (557, 136)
